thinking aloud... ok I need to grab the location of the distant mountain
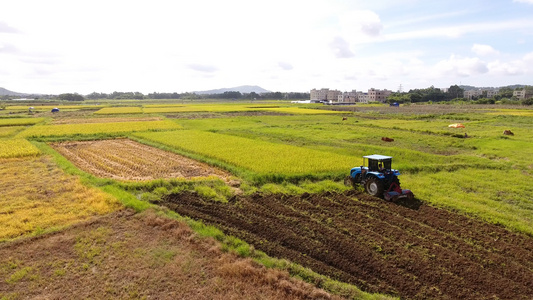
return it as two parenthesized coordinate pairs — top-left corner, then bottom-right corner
(194, 85), (271, 95)
(0, 87), (26, 96)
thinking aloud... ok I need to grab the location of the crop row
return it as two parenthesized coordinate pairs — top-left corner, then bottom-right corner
(16, 120), (182, 138)
(0, 139), (41, 158)
(134, 130), (354, 176)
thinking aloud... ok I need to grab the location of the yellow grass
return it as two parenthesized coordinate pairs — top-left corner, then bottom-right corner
(486, 109), (533, 117)
(0, 156), (121, 241)
(0, 139), (41, 158)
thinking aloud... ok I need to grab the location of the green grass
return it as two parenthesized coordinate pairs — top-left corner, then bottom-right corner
(17, 120), (182, 138)
(134, 130), (355, 182)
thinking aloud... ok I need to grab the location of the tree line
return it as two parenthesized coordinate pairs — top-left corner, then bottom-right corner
(80, 91), (310, 101)
(386, 85), (533, 105)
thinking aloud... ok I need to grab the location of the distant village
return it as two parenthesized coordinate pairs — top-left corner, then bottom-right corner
(302, 87), (533, 104)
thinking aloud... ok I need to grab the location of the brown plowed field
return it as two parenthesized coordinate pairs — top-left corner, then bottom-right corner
(51, 139), (231, 181)
(163, 191), (533, 299)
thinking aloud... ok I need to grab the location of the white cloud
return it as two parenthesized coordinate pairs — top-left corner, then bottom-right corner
(339, 10), (383, 37)
(0, 43), (19, 54)
(524, 52), (533, 62)
(0, 21), (19, 33)
(487, 60), (523, 76)
(471, 44), (500, 56)
(514, 0), (533, 3)
(187, 64), (218, 73)
(434, 55), (488, 77)
(278, 62), (294, 71)
(329, 36), (355, 58)
(382, 19), (533, 43)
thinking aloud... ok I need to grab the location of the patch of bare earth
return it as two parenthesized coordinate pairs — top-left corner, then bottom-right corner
(163, 191), (533, 299)
(50, 139), (232, 182)
(0, 210), (339, 300)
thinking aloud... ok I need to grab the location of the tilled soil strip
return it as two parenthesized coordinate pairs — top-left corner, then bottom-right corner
(162, 191), (533, 300)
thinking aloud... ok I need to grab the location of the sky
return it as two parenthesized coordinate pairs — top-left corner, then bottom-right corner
(1, 0), (533, 95)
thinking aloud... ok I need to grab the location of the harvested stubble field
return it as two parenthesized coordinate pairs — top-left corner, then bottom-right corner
(50, 139), (231, 181)
(0, 156), (120, 241)
(0, 210), (340, 300)
(162, 190), (533, 300)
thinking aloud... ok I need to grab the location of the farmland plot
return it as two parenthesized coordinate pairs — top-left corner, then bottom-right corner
(0, 156), (120, 241)
(163, 191), (533, 300)
(0, 139), (40, 158)
(134, 130), (355, 176)
(50, 139), (231, 181)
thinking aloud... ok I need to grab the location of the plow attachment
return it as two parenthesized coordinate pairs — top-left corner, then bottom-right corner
(384, 181), (414, 201)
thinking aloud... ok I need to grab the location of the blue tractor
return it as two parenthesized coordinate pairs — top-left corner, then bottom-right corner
(346, 154), (414, 201)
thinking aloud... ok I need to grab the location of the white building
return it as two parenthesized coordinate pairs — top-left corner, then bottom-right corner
(310, 88), (341, 102)
(464, 89), (499, 100)
(513, 89), (533, 99)
(315, 88), (392, 104)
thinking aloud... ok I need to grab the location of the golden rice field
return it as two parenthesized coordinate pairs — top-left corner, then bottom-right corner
(0, 139), (41, 158)
(94, 107), (143, 115)
(0, 126), (25, 137)
(50, 139), (231, 181)
(17, 120), (182, 138)
(0, 117), (45, 126)
(94, 104), (346, 115)
(6, 105), (104, 110)
(134, 130), (354, 175)
(0, 156), (121, 241)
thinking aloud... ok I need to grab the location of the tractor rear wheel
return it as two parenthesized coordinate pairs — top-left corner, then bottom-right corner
(365, 177), (384, 198)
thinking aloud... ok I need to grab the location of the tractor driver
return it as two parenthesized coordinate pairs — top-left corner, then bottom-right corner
(378, 163), (385, 172)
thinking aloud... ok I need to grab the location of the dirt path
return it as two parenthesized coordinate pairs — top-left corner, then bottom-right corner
(162, 191), (533, 299)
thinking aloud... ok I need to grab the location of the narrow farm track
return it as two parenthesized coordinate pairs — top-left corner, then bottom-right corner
(163, 191), (533, 299)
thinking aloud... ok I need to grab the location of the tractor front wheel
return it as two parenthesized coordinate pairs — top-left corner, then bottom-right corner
(365, 177), (384, 198)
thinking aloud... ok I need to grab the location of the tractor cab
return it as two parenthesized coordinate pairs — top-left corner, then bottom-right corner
(365, 155), (392, 172)
(356, 155), (399, 180)
(348, 154), (413, 201)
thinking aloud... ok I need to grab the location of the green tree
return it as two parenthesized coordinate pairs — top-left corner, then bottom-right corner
(58, 93), (84, 101)
(447, 85), (464, 100)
